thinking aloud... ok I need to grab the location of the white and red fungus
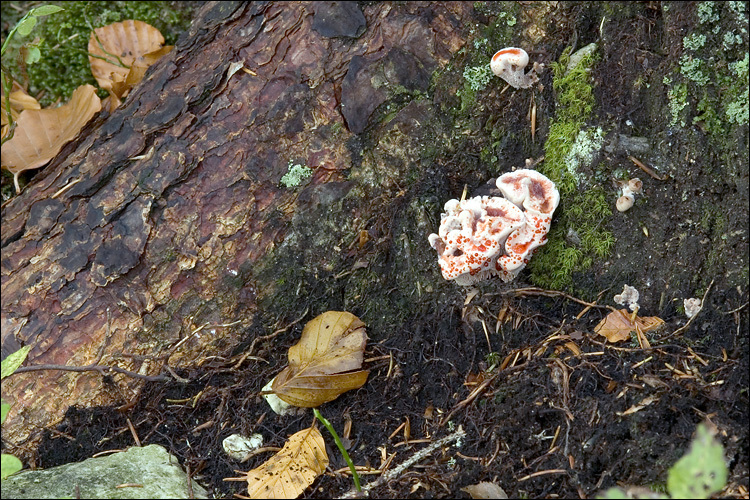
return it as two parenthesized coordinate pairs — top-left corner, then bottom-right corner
(428, 169), (559, 285)
(490, 47), (543, 89)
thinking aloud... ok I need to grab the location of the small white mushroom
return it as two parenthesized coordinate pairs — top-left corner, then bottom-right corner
(262, 377), (297, 416)
(223, 433), (264, 461)
(684, 297), (703, 318)
(626, 178), (643, 195)
(616, 194), (635, 212)
(616, 178), (643, 212)
(614, 284), (640, 311)
(490, 47), (543, 89)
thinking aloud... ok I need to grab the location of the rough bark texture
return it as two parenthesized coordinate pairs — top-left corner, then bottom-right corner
(1, 1), (472, 444)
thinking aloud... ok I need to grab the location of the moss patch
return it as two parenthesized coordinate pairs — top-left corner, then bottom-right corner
(529, 46), (614, 292)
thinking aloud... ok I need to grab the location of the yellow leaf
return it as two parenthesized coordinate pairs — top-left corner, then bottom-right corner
(594, 309), (665, 343)
(272, 311), (369, 407)
(88, 20), (168, 99)
(1, 84), (101, 192)
(242, 426), (329, 499)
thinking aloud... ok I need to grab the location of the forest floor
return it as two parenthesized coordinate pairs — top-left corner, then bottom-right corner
(33, 281), (748, 498)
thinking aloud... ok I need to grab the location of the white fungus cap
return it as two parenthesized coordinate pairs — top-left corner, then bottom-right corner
(490, 47), (540, 89)
(617, 178), (643, 212)
(616, 194), (635, 212)
(614, 284), (640, 311)
(684, 297), (702, 318)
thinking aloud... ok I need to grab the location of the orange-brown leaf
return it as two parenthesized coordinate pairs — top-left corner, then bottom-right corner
(1, 83), (41, 133)
(594, 309), (665, 343)
(243, 425), (328, 499)
(88, 20), (167, 97)
(272, 311), (369, 407)
(1, 84), (101, 189)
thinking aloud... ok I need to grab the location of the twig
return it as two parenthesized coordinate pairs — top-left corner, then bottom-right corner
(247, 308), (309, 356)
(628, 155), (668, 180)
(439, 360), (531, 428)
(498, 287), (614, 311)
(51, 178), (82, 198)
(186, 463), (194, 500)
(720, 301), (748, 315)
(126, 417), (141, 447)
(338, 427), (466, 499)
(11, 363), (171, 382)
(518, 469), (568, 481)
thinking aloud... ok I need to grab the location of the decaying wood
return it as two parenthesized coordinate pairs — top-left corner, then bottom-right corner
(1, 1), (471, 445)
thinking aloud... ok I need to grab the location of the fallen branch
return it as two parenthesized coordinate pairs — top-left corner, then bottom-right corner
(11, 363), (171, 382)
(338, 427), (466, 499)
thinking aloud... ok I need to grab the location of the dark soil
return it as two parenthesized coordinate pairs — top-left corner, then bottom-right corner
(34, 285), (748, 498)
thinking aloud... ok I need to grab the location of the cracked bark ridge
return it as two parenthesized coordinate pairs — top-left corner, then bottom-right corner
(0, 1), (472, 447)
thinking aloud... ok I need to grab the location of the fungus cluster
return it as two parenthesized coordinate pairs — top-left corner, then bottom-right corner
(490, 47), (544, 89)
(616, 178), (643, 212)
(428, 169), (559, 285)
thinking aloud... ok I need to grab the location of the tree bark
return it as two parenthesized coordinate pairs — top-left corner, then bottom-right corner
(1, 1), (473, 444)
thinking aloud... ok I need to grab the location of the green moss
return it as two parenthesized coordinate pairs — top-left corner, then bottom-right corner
(528, 45), (615, 293)
(3, 1), (193, 107)
(726, 53), (749, 125)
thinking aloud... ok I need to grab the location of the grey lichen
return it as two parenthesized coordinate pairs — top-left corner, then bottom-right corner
(280, 161), (313, 188)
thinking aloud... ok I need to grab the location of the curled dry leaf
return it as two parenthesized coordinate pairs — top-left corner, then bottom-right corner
(1, 82), (41, 132)
(1, 84), (101, 192)
(88, 20), (172, 110)
(461, 481), (509, 499)
(226, 425), (329, 499)
(594, 309), (665, 343)
(272, 311), (369, 407)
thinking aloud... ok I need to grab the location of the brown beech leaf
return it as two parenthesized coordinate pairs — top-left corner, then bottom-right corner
(227, 425), (329, 499)
(1, 83), (41, 131)
(272, 311), (369, 407)
(1, 84), (101, 192)
(88, 20), (170, 98)
(461, 481), (509, 499)
(594, 309), (665, 343)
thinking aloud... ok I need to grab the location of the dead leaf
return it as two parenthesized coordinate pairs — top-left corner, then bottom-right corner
(88, 20), (172, 108)
(1, 83), (41, 128)
(1, 84), (101, 192)
(272, 311), (369, 407)
(617, 394), (659, 416)
(229, 425), (329, 499)
(594, 309), (664, 343)
(461, 481), (509, 499)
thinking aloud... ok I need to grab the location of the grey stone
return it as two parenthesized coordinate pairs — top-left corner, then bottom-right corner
(1, 444), (208, 499)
